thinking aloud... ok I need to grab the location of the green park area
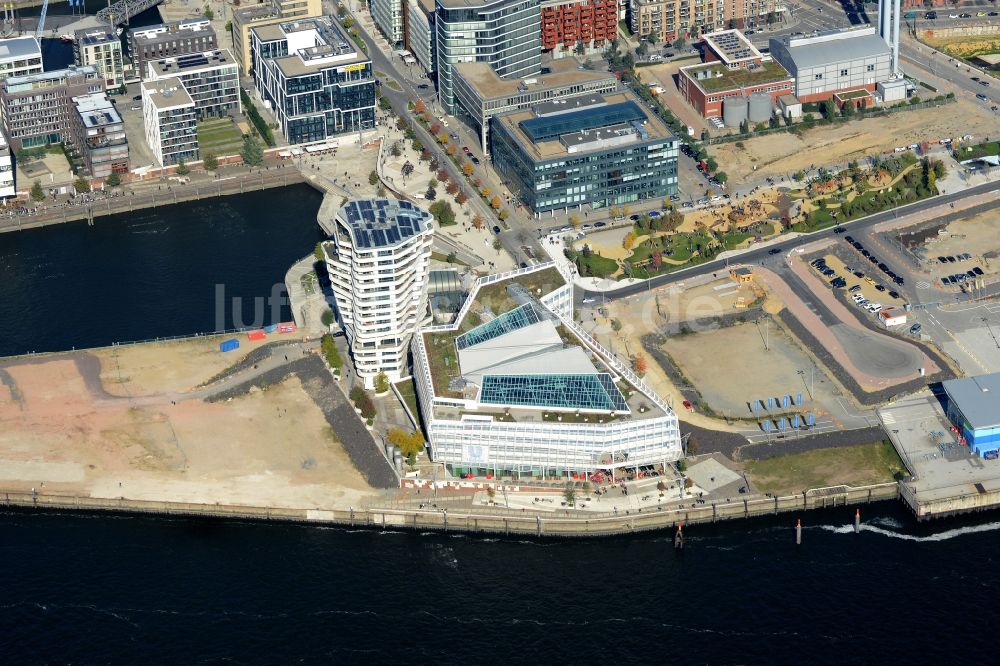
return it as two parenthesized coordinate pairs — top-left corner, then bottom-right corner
(790, 153), (945, 233)
(745, 441), (907, 496)
(197, 118), (245, 158)
(953, 139), (1000, 162)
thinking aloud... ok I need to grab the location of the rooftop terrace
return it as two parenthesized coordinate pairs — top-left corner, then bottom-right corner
(682, 59), (790, 94)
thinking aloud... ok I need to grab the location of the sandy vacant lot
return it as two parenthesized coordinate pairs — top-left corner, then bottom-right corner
(0, 346), (376, 509)
(710, 101), (994, 182)
(660, 322), (833, 417)
(96, 333), (288, 396)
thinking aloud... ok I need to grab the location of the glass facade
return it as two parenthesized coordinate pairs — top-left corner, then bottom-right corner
(490, 110), (679, 213)
(435, 0), (542, 112)
(456, 303), (542, 349)
(479, 373), (630, 412)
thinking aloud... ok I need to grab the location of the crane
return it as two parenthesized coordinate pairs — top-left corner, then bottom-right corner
(35, 0), (48, 37)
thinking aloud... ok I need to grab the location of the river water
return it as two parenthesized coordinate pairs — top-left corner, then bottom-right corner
(0, 187), (997, 662)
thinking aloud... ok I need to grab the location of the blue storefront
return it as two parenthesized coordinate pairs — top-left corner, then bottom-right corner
(942, 373), (1000, 459)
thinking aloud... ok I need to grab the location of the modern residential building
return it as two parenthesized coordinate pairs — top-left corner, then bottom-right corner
(677, 30), (792, 119)
(147, 50), (240, 119)
(435, 0), (542, 113)
(372, 0), (406, 48)
(719, 0), (776, 30)
(628, 0), (722, 43)
(541, 0), (618, 58)
(490, 91), (678, 214)
(71, 92), (129, 179)
(412, 263), (682, 479)
(454, 57), (618, 151)
(128, 19), (218, 81)
(250, 17), (376, 145)
(320, 198), (434, 388)
(141, 77), (199, 166)
(406, 0), (436, 76)
(1, 66), (103, 152)
(74, 28), (125, 89)
(0, 133), (14, 198)
(231, 0), (324, 76)
(0, 36), (43, 82)
(768, 27), (891, 104)
(942, 373), (1000, 459)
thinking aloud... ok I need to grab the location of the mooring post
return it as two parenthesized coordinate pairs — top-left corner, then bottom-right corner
(796, 518), (802, 545)
(536, 515), (542, 537)
(443, 509), (448, 532)
(854, 508), (861, 534)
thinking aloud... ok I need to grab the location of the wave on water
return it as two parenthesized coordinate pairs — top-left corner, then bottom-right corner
(818, 520), (1000, 542)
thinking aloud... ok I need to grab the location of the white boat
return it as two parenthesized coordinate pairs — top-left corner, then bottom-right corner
(60, 34), (74, 42)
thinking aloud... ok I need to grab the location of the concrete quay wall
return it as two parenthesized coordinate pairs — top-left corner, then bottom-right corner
(1, 483), (900, 537)
(899, 482), (1000, 521)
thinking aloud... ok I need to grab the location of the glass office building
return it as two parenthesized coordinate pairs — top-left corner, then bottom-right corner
(250, 18), (376, 145)
(435, 0), (542, 113)
(490, 91), (679, 214)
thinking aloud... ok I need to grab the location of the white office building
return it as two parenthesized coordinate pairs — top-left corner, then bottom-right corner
(412, 264), (682, 478)
(141, 77), (199, 166)
(372, 0), (406, 48)
(321, 198), (434, 388)
(406, 0), (436, 75)
(0, 37), (43, 82)
(0, 133), (14, 197)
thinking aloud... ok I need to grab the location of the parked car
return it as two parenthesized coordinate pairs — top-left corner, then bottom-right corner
(845, 235), (854, 243)
(894, 276), (905, 285)
(834, 226), (846, 234)
(849, 285), (862, 293)
(768, 247), (782, 255)
(471, 156), (480, 165)
(594, 222), (607, 228)
(980, 80), (991, 88)
(492, 225), (501, 234)
(888, 291), (900, 299)
(977, 93), (989, 101)
(875, 284), (887, 292)
(910, 323), (922, 335)
(973, 267), (984, 276)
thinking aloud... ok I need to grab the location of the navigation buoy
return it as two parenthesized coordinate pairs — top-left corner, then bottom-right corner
(854, 508), (861, 534)
(795, 518), (802, 545)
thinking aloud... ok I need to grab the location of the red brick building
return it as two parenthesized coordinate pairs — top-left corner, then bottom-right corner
(540, 0), (618, 57)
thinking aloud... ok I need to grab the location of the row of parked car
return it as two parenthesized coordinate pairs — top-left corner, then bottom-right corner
(844, 235), (905, 286)
(941, 269), (983, 286)
(811, 257), (901, 299)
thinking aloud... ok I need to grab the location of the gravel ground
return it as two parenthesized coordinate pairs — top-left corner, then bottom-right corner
(734, 426), (888, 462)
(778, 309), (954, 406)
(198, 340), (306, 387)
(206, 356), (399, 489)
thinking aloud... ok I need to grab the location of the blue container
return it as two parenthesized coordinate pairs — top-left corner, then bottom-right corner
(263, 324), (279, 333)
(219, 338), (240, 352)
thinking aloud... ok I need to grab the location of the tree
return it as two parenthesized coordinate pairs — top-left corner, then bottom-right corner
(446, 251), (456, 263)
(241, 136), (264, 166)
(706, 157), (718, 172)
(455, 191), (468, 205)
(569, 213), (580, 228)
(563, 486), (576, 507)
(609, 206), (621, 220)
(369, 170), (379, 186)
(203, 153), (219, 171)
(486, 195), (499, 210)
(462, 162), (474, 177)
(842, 100), (856, 117)
(792, 170), (805, 182)
(633, 353), (648, 375)
(390, 142), (402, 157)
(673, 36), (686, 50)
(413, 99), (426, 114)
(446, 144), (458, 156)
(175, 159), (190, 176)
(428, 178), (438, 190)
(30, 180), (44, 202)
(105, 172), (121, 187)
(446, 181), (459, 195)
(314, 242), (325, 262)
(436, 169), (449, 183)
(321, 309), (335, 327)
(225, 20), (232, 34)
(431, 122), (442, 135)
(74, 177), (91, 193)
(715, 171), (728, 184)
(428, 200), (456, 226)
(583, 58), (594, 70)
(374, 371), (389, 394)
(651, 251), (663, 271)
(498, 209), (509, 221)
(203, 5), (214, 20)
(623, 232), (635, 251)
(321, 334), (343, 370)
(437, 132), (449, 144)
(388, 427), (425, 457)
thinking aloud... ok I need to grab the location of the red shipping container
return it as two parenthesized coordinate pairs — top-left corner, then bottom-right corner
(247, 330), (266, 341)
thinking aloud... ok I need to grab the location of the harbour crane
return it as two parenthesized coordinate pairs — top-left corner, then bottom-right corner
(35, 0), (48, 37)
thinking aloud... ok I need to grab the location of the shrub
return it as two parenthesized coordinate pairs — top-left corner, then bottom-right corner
(74, 177), (91, 193)
(30, 181), (44, 202)
(321, 334), (343, 370)
(105, 172), (121, 187)
(388, 428), (425, 456)
(203, 153), (219, 171)
(175, 159), (190, 176)
(320, 309), (335, 327)
(374, 371), (389, 394)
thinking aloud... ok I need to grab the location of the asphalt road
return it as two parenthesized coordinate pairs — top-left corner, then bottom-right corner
(579, 179), (1000, 301)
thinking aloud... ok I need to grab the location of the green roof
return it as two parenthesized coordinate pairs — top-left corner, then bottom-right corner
(685, 60), (790, 93)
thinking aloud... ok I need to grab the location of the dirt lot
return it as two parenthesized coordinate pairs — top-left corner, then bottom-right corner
(745, 441), (905, 495)
(921, 211), (1000, 278)
(0, 344), (376, 509)
(96, 333), (281, 396)
(709, 101), (994, 182)
(659, 321), (836, 418)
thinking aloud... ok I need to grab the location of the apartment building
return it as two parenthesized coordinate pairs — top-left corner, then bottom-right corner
(128, 19), (218, 81)
(141, 77), (199, 166)
(147, 49), (240, 119)
(72, 92), (129, 179)
(629, 0), (722, 43)
(372, 0), (406, 48)
(321, 198), (434, 388)
(541, 0), (618, 58)
(0, 133), (13, 198)
(74, 28), (125, 89)
(406, 0), (436, 75)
